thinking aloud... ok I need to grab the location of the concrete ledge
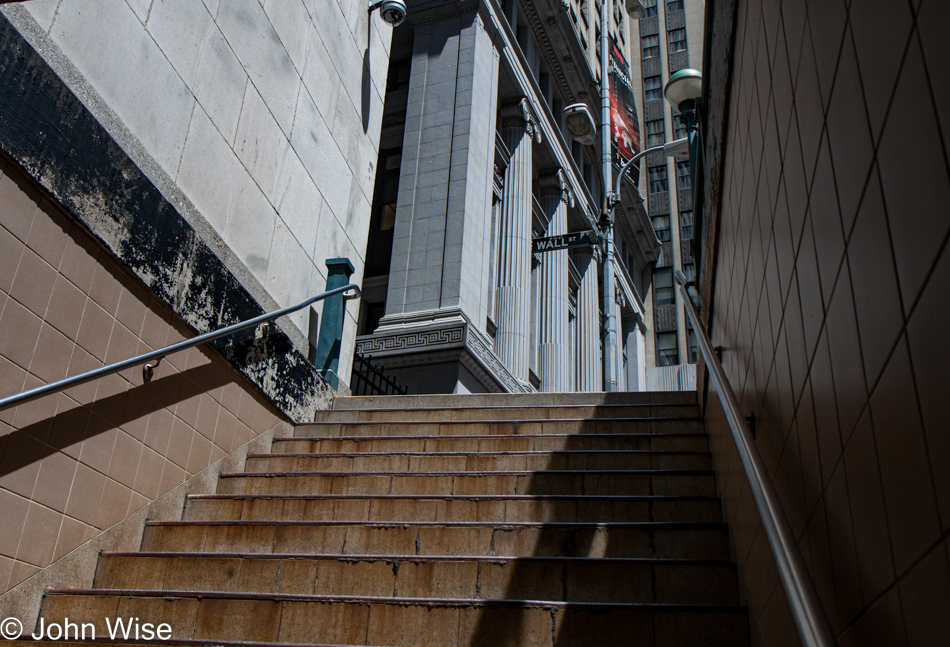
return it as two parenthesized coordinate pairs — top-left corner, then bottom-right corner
(0, 420), (293, 631)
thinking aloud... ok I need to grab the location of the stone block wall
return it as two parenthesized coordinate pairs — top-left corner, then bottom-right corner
(3, 0), (394, 385)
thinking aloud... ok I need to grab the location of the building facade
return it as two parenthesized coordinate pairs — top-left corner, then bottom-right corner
(632, 0), (705, 388)
(354, 0), (659, 394)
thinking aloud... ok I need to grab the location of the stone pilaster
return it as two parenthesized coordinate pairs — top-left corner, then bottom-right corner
(538, 170), (573, 392)
(495, 99), (541, 382)
(573, 247), (603, 392)
(623, 312), (644, 392)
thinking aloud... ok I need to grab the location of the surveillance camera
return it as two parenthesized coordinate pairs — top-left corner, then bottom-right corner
(369, 0), (406, 27)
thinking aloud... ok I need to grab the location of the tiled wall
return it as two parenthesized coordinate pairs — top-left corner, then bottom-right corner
(0, 159), (284, 595)
(703, 0), (950, 644)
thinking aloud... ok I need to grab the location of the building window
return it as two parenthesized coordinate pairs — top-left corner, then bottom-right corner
(667, 0), (684, 12)
(682, 262), (696, 282)
(687, 329), (698, 363)
(643, 0), (657, 17)
(657, 332), (678, 365)
(644, 75), (662, 101)
(646, 118), (665, 147)
(668, 28), (687, 55)
(654, 268), (674, 305)
(648, 164), (668, 193)
(674, 112), (688, 139)
(680, 210), (693, 240)
(642, 34), (659, 59)
(652, 215), (671, 241)
(676, 161), (691, 189)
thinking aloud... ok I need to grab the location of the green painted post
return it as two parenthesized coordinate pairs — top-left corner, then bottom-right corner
(313, 257), (355, 389)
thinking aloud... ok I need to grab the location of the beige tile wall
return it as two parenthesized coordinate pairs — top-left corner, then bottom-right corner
(0, 158), (284, 595)
(704, 0), (950, 644)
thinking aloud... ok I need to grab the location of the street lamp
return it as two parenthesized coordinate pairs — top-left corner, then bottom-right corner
(664, 68), (703, 180)
(599, 0), (645, 391)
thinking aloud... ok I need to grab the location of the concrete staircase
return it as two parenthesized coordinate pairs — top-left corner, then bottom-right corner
(16, 392), (749, 646)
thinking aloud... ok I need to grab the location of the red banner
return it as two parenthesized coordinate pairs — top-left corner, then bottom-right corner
(609, 40), (641, 182)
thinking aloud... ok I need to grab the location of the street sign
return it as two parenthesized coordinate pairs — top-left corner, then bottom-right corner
(532, 230), (596, 254)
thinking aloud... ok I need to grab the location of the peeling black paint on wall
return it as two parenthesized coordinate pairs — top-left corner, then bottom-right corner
(0, 14), (329, 422)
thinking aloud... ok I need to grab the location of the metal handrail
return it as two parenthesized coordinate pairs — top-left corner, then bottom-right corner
(0, 283), (362, 412)
(674, 270), (835, 647)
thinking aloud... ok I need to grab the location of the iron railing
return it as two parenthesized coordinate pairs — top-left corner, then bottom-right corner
(674, 270), (834, 647)
(0, 284), (362, 412)
(350, 352), (407, 396)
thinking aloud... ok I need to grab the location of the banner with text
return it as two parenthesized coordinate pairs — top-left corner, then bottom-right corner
(609, 40), (642, 185)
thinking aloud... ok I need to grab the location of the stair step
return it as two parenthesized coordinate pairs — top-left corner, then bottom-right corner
(94, 552), (738, 604)
(216, 469), (718, 497)
(274, 433), (709, 453)
(10, 642), (380, 647)
(245, 450), (712, 473)
(183, 493), (723, 523)
(293, 418), (704, 437)
(141, 520), (731, 559)
(38, 590), (747, 647)
(331, 391), (698, 410)
(313, 404), (698, 423)
(215, 469), (717, 497)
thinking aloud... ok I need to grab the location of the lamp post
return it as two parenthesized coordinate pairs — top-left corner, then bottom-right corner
(567, 3), (703, 393)
(663, 68), (704, 281)
(597, 0), (646, 391)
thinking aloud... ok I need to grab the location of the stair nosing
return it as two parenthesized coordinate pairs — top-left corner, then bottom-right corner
(146, 519), (727, 528)
(99, 551), (735, 566)
(43, 588), (744, 612)
(218, 469), (716, 477)
(300, 416), (700, 425)
(249, 450), (711, 457)
(276, 433), (707, 443)
(187, 493), (720, 500)
(321, 403), (690, 412)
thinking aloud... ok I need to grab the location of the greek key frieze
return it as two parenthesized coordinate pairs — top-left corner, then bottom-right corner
(356, 325), (465, 355)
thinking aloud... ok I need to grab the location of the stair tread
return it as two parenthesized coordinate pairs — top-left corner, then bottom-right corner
(278, 432), (703, 439)
(147, 519), (726, 528)
(189, 493), (720, 500)
(45, 588), (744, 611)
(301, 416), (700, 424)
(12, 642), (385, 647)
(221, 469), (715, 476)
(99, 551), (734, 564)
(252, 450), (710, 456)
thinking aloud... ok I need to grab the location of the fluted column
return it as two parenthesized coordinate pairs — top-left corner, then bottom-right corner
(538, 170), (573, 392)
(574, 247), (603, 392)
(495, 99), (541, 382)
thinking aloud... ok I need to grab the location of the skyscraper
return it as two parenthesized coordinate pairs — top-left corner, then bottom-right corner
(633, 0), (705, 386)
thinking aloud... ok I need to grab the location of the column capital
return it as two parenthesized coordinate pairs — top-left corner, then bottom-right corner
(501, 98), (542, 144)
(539, 169), (575, 207)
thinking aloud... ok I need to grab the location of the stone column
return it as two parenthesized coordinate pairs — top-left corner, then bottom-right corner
(538, 170), (573, 392)
(574, 247), (603, 392)
(495, 99), (540, 382)
(623, 312), (644, 392)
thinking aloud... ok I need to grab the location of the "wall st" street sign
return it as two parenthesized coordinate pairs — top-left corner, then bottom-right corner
(532, 230), (597, 254)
